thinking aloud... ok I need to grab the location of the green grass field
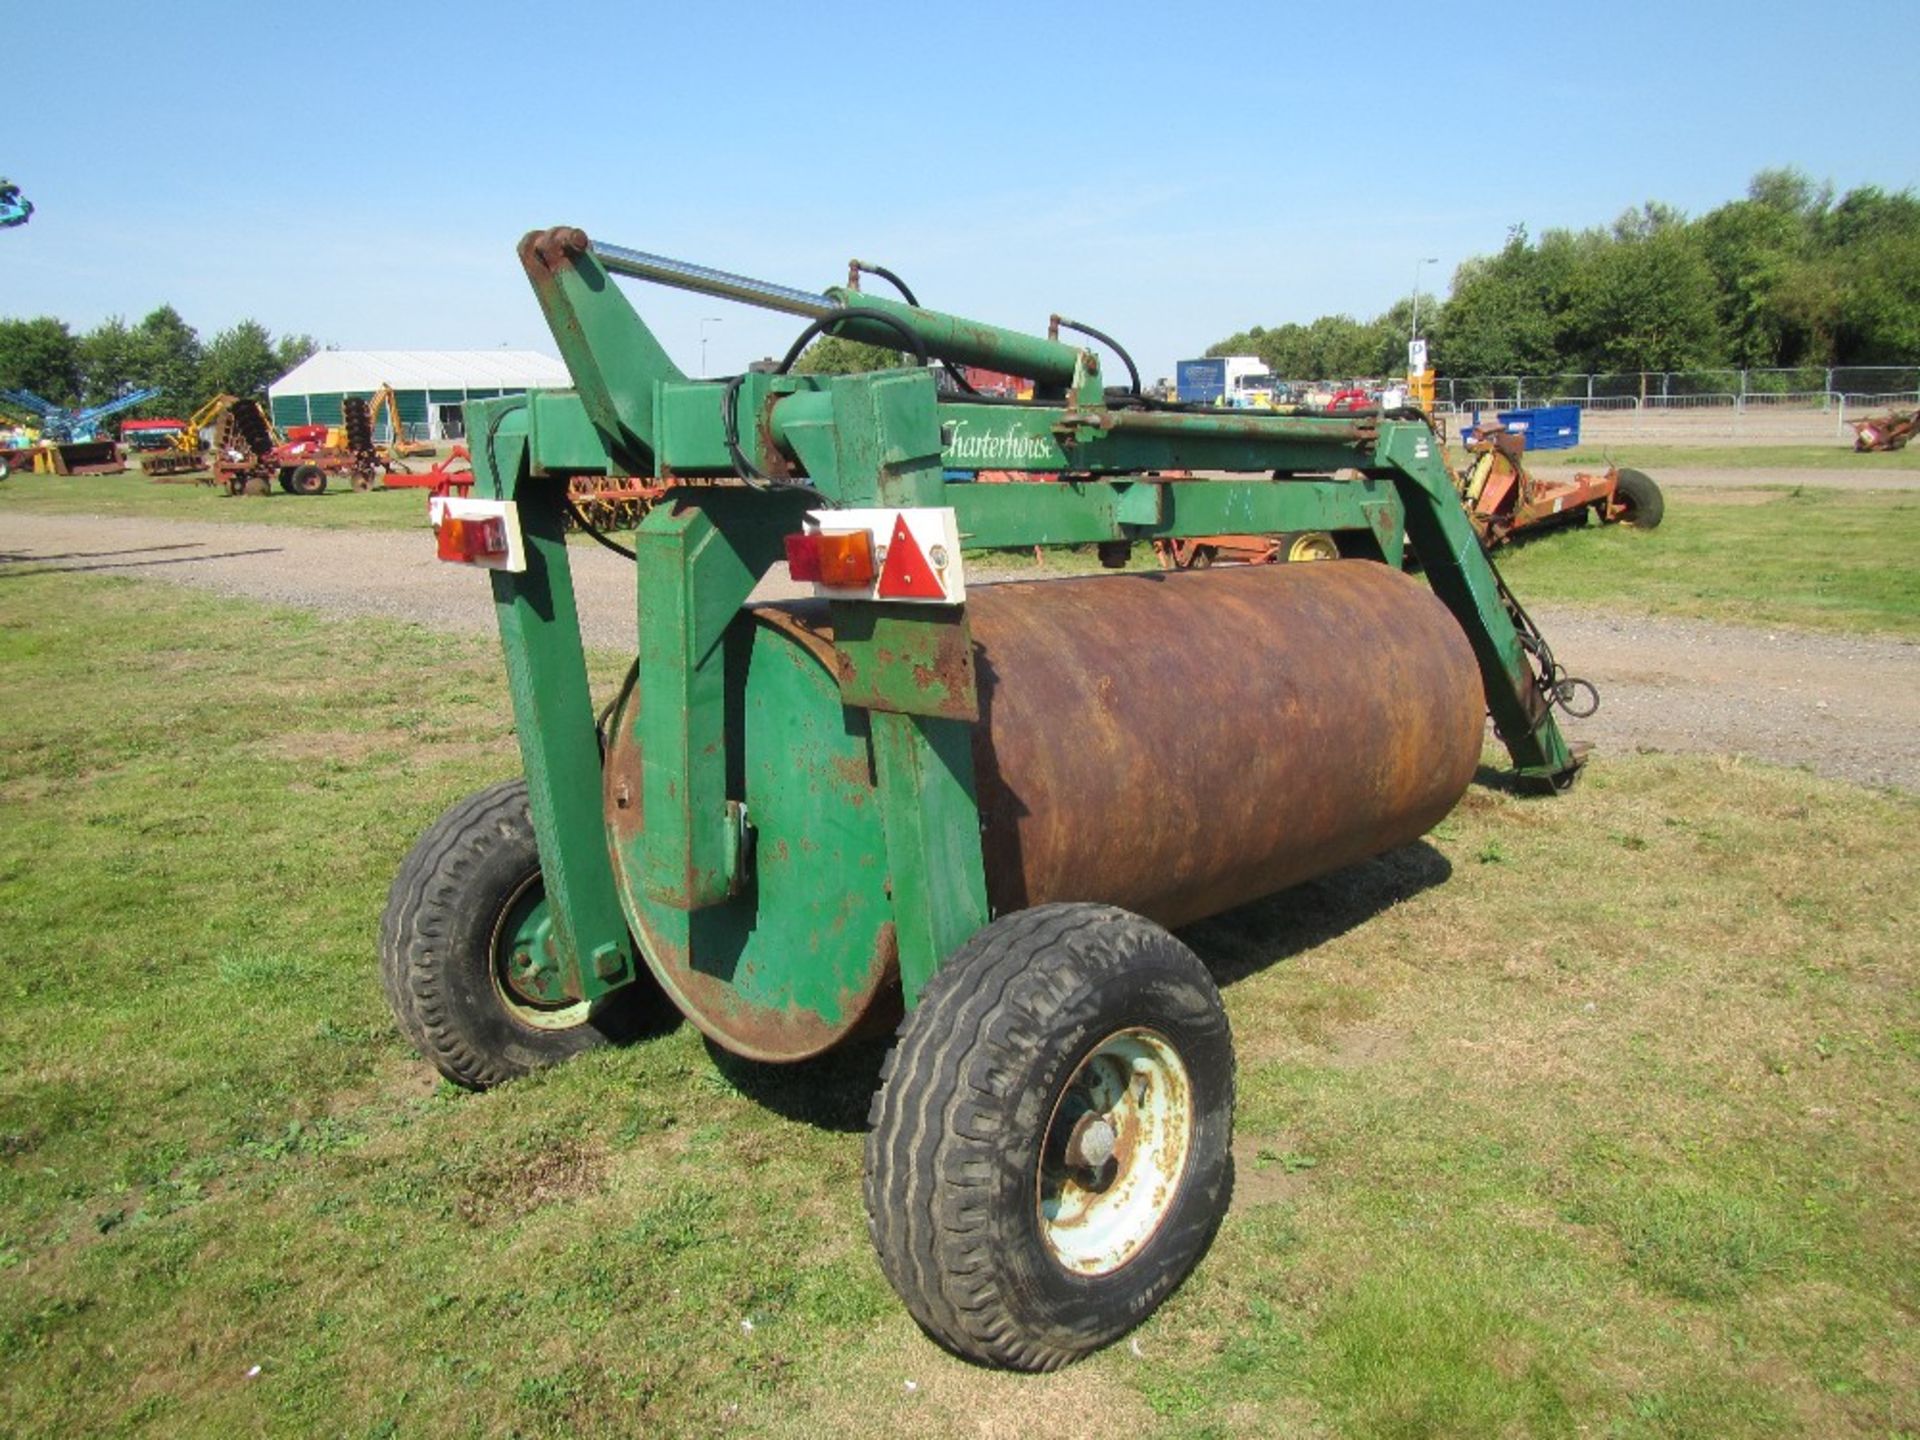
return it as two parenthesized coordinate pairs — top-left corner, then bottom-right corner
(1495, 487), (1920, 636)
(986, 487), (1920, 637)
(1547, 443), (1920, 472)
(2, 575), (1914, 1438)
(0, 469), (430, 530)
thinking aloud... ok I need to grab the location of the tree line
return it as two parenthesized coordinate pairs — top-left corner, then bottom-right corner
(0, 307), (318, 419)
(1207, 170), (1920, 381)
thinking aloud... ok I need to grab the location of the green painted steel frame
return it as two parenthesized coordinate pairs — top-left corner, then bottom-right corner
(475, 232), (1579, 1016)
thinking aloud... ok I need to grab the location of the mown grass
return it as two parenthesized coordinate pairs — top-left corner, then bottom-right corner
(1, 575), (1916, 1438)
(1545, 443), (1920, 473)
(999, 488), (1920, 637)
(1494, 487), (1920, 636)
(0, 469), (431, 530)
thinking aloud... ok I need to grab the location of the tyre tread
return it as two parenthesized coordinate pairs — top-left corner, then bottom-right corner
(864, 903), (1232, 1371)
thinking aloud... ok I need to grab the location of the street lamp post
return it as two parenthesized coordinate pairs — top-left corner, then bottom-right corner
(699, 316), (723, 378)
(1410, 257), (1439, 342)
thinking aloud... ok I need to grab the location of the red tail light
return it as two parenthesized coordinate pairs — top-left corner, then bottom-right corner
(785, 528), (875, 587)
(437, 513), (509, 565)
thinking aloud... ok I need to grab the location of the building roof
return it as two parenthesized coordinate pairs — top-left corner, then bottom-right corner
(269, 349), (571, 397)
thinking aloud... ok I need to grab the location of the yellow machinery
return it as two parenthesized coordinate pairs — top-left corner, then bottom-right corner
(139, 394), (242, 478)
(368, 384), (435, 459)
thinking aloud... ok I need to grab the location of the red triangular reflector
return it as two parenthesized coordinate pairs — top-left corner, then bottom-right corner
(877, 514), (947, 599)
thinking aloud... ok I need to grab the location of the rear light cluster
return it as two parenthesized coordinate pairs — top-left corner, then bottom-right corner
(436, 513), (509, 564)
(784, 507), (964, 604)
(429, 496), (525, 572)
(784, 528), (875, 587)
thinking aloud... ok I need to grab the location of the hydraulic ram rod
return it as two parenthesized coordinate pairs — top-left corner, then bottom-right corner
(591, 241), (836, 317)
(586, 235), (1083, 387)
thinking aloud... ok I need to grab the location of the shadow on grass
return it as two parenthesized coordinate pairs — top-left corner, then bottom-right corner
(0, 542), (206, 563)
(698, 840), (1453, 1133)
(1471, 761), (1568, 798)
(0, 544), (284, 576)
(1180, 840), (1452, 985)
(706, 1035), (894, 1134)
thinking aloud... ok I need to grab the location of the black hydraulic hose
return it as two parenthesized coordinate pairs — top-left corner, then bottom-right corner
(720, 371), (832, 505)
(482, 396), (528, 484)
(850, 262), (982, 397)
(565, 494), (637, 560)
(721, 372), (769, 488)
(485, 395), (640, 560)
(595, 659), (639, 757)
(853, 261), (920, 308)
(1051, 316), (1142, 396)
(774, 308), (929, 376)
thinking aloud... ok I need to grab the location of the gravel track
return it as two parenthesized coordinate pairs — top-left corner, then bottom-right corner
(4, 511), (1914, 791)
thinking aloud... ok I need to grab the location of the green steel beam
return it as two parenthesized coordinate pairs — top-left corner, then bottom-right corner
(792, 368), (992, 1001)
(1368, 423), (1579, 785)
(628, 487), (812, 911)
(518, 229), (684, 475)
(470, 398), (634, 1002)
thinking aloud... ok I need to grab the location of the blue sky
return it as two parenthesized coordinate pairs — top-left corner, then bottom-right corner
(6, 0), (1916, 381)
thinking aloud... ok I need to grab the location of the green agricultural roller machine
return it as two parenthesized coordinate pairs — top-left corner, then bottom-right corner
(381, 227), (1593, 1371)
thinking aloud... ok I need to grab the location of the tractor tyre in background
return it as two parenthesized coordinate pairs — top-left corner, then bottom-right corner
(864, 903), (1235, 1371)
(1613, 468), (1664, 529)
(379, 779), (663, 1089)
(287, 464), (327, 497)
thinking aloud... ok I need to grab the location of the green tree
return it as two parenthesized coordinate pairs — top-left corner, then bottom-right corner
(200, 320), (282, 399)
(790, 335), (902, 375)
(126, 306), (202, 415)
(1748, 167), (1832, 218)
(1562, 214), (1724, 372)
(0, 317), (81, 405)
(274, 332), (319, 375)
(1821, 187), (1920, 364)
(77, 317), (139, 404)
(1433, 227), (1576, 377)
(1696, 198), (1807, 367)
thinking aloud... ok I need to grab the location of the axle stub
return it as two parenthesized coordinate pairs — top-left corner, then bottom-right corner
(864, 903), (1234, 1371)
(379, 779), (667, 1089)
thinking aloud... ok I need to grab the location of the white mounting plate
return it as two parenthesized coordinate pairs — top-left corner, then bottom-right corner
(802, 505), (965, 604)
(428, 494), (527, 573)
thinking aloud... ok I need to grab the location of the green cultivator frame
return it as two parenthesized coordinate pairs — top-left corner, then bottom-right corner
(381, 226), (1584, 1370)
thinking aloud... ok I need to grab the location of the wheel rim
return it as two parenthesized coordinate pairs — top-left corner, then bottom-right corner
(1286, 531), (1339, 562)
(1037, 1027), (1194, 1276)
(490, 872), (591, 1030)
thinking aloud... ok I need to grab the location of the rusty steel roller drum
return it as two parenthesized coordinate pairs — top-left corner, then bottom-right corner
(966, 561), (1483, 929)
(602, 559), (1482, 1062)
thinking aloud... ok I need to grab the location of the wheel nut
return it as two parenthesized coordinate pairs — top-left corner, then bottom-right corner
(1065, 1113), (1118, 1172)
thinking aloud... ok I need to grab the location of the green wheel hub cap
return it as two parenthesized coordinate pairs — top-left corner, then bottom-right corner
(492, 875), (590, 1028)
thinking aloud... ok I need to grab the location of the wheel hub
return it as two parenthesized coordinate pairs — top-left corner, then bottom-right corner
(1038, 1028), (1193, 1276)
(503, 938), (568, 1007)
(490, 877), (589, 1027)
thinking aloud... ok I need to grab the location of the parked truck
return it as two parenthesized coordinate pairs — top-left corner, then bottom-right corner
(1175, 354), (1276, 407)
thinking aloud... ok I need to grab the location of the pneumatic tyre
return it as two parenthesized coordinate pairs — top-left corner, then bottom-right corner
(1613, 467), (1664, 528)
(287, 463), (327, 496)
(864, 903), (1235, 1371)
(379, 779), (661, 1089)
